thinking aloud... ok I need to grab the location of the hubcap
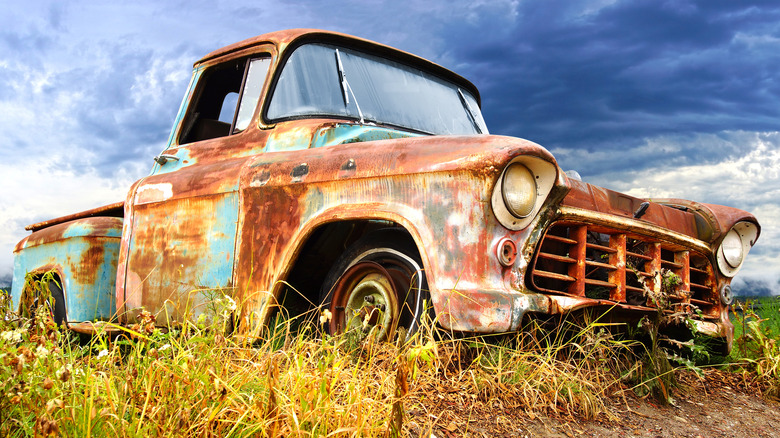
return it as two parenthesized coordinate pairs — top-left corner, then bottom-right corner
(330, 261), (401, 341)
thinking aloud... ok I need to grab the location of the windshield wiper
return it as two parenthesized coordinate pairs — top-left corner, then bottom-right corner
(458, 88), (484, 134)
(335, 49), (365, 124)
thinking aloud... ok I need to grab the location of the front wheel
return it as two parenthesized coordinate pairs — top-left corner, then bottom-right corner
(320, 229), (429, 342)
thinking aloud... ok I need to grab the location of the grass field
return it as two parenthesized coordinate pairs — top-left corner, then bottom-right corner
(732, 296), (780, 345)
(2, 283), (779, 436)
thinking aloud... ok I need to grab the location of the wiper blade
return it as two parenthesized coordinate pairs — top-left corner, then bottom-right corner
(335, 49), (350, 106)
(335, 49), (365, 124)
(458, 88), (484, 134)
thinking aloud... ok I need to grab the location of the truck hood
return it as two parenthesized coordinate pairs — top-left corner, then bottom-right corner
(560, 178), (760, 245)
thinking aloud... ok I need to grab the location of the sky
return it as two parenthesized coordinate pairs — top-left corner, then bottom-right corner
(0, 0), (778, 294)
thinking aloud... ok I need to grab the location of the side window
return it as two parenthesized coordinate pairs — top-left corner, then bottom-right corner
(179, 56), (270, 144)
(235, 58), (271, 131)
(218, 92), (239, 123)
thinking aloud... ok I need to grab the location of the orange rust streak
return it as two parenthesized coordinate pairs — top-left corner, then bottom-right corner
(26, 202), (124, 232)
(676, 251), (691, 299)
(608, 234), (627, 302)
(644, 242), (662, 306)
(567, 225), (587, 297)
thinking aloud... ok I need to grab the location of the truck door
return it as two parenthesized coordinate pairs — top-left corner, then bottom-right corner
(120, 55), (271, 324)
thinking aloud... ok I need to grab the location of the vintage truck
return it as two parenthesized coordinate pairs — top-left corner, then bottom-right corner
(11, 29), (759, 351)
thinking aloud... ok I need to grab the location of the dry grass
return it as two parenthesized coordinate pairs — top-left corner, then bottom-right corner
(2, 275), (777, 436)
(0, 310), (629, 436)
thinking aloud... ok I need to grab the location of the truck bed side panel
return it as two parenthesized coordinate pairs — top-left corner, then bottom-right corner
(11, 217), (122, 322)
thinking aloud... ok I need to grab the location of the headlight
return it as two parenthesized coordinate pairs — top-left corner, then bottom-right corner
(491, 157), (557, 231)
(720, 229), (744, 268)
(716, 221), (759, 277)
(502, 163), (537, 218)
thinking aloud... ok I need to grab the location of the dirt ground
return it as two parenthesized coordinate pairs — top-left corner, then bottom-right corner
(410, 369), (780, 437)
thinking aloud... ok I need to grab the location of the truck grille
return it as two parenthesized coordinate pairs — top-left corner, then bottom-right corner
(529, 221), (719, 318)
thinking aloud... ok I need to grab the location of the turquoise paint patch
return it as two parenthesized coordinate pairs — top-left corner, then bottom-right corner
(310, 124), (421, 149)
(61, 222), (122, 239)
(125, 192), (239, 321)
(11, 235), (120, 323)
(150, 147), (195, 176)
(169, 192), (239, 290)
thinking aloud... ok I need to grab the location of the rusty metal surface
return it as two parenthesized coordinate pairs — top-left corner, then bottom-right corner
(25, 201), (124, 232)
(230, 133), (561, 330)
(12, 217), (122, 323)
(529, 221), (721, 318)
(556, 206), (712, 254)
(195, 29), (482, 106)
(562, 179), (703, 238)
(119, 122), (562, 328)
(657, 198), (760, 243)
(67, 321), (123, 335)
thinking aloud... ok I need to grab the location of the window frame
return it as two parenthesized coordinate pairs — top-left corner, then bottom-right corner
(176, 54), (272, 145)
(261, 39), (485, 136)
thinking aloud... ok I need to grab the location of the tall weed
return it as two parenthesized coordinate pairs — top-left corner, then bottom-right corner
(731, 298), (780, 399)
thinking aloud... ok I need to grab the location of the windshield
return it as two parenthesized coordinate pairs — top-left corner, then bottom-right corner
(266, 43), (488, 135)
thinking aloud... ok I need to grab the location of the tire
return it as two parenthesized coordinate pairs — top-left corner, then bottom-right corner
(47, 279), (67, 326)
(19, 276), (67, 326)
(320, 229), (429, 342)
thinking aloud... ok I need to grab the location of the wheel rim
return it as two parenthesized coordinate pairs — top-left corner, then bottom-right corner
(330, 261), (402, 341)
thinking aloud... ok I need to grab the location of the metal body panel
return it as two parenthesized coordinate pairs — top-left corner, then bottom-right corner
(12, 217), (121, 322)
(25, 202), (124, 232)
(121, 149), (247, 323)
(562, 179), (702, 238)
(232, 134), (561, 331)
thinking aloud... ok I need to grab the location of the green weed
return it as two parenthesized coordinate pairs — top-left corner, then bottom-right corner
(730, 298), (780, 399)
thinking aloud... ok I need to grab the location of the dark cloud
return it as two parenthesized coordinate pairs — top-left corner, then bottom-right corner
(437, 0), (780, 175)
(32, 44), (195, 176)
(733, 277), (777, 297)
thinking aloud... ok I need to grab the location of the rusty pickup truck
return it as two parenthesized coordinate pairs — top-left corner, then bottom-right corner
(11, 29), (759, 351)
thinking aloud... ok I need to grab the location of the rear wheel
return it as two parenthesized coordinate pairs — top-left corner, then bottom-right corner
(20, 275), (67, 326)
(320, 229), (428, 342)
(47, 279), (67, 326)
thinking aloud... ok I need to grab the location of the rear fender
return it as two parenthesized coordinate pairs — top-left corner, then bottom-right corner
(11, 217), (123, 323)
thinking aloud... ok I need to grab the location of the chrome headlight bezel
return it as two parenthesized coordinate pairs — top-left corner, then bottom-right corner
(716, 221), (759, 277)
(491, 157), (557, 231)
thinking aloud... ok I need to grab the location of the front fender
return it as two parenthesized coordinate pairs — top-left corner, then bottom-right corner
(657, 198), (761, 243)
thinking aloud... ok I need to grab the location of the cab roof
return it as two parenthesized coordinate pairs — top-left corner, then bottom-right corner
(195, 28), (482, 106)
